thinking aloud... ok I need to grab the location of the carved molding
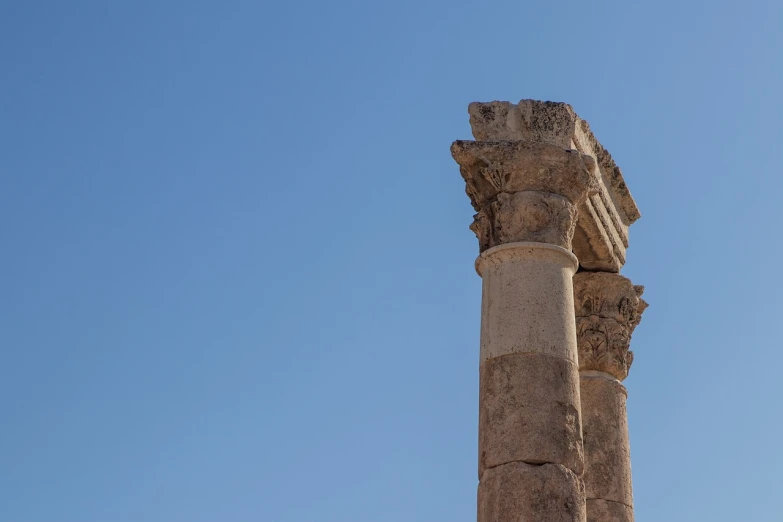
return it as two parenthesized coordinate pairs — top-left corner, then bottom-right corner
(470, 191), (578, 251)
(573, 272), (648, 381)
(465, 100), (639, 272)
(467, 100), (640, 224)
(450, 140), (597, 253)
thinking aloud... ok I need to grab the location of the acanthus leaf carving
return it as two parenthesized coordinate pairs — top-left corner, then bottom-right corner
(573, 272), (647, 381)
(451, 139), (599, 253)
(480, 161), (507, 192)
(469, 190), (578, 252)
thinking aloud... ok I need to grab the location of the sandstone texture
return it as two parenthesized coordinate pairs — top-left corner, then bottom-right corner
(478, 462), (586, 522)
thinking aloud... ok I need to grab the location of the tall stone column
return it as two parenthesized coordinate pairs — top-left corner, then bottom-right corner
(573, 273), (647, 521)
(451, 140), (600, 522)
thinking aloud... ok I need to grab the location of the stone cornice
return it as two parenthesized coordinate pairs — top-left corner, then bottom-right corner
(450, 140), (599, 208)
(573, 272), (648, 381)
(466, 100), (638, 272)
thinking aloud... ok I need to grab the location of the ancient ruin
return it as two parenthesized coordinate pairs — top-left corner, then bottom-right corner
(451, 100), (647, 521)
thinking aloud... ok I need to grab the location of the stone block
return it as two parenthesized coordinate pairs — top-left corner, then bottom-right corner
(478, 461), (586, 522)
(581, 376), (633, 506)
(586, 498), (634, 522)
(479, 352), (583, 475)
(477, 243), (579, 364)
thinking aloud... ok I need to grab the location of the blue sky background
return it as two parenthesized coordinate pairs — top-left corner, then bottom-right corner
(2, 1), (782, 521)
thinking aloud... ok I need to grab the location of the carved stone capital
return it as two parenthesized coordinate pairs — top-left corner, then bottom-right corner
(450, 140), (599, 252)
(466, 100), (640, 272)
(573, 272), (648, 380)
(469, 191), (577, 251)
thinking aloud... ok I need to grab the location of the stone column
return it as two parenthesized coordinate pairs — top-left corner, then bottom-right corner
(573, 273), (647, 521)
(451, 140), (600, 522)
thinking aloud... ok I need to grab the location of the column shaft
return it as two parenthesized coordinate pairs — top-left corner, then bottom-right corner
(452, 133), (600, 522)
(581, 375), (633, 519)
(476, 243), (585, 522)
(453, 99), (647, 522)
(573, 272), (647, 522)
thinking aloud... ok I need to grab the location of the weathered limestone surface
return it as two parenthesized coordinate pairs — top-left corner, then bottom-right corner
(580, 377), (632, 507)
(586, 499), (634, 522)
(451, 140), (598, 253)
(479, 352), (583, 475)
(478, 462), (586, 522)
(574, 272), (647, 522)
(451, 140), (599, 209)
(574, 272), (648, 381)
(477, 244), (578, 363)
(452, 101), (603, 522)
(466, 100), (639, 272)
(453, 99), (647, 522)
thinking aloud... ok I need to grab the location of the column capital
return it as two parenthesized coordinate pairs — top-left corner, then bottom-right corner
(573, 272), (648, 381)
(465, 99), (641, 272)
(451, 140), (599, 252)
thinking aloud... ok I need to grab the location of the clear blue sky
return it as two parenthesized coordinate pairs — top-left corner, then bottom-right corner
(2, 1), (781, 521)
